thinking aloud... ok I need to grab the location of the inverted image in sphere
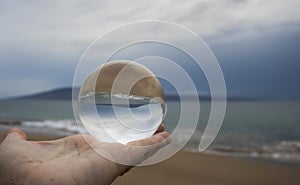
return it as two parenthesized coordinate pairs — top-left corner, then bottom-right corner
(79, 61), (165, 144)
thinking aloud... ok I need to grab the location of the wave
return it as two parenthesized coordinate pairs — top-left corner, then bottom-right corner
(22, 120), (81, 134)
(172, 129), (300, 163)
(199, 141), (300, 163)
(0, 119), (86, 137)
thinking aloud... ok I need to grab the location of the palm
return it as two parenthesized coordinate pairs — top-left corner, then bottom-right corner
(0, 128), (169, 185)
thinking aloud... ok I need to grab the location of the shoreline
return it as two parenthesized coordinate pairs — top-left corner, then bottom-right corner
(1, 130), (300, 184)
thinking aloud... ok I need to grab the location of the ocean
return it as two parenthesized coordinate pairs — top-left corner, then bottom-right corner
(0, 99), (299, 163)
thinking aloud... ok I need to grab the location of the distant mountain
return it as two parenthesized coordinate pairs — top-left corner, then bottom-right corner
(13, 87), (79, 101)
(8, 87), (256, 102)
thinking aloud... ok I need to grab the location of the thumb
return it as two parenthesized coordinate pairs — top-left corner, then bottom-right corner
(5, 128), (27, 141)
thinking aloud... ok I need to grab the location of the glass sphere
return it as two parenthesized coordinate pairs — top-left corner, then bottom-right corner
(79, 60), (165, 144)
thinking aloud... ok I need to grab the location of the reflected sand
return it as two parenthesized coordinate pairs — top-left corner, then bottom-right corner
(80, 61), (165, 103)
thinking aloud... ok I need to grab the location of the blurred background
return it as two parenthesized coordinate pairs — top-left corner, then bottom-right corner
(0, 0), (300, 164)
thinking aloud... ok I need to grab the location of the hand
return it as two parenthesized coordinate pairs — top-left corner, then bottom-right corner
(0, 126), (170, 185)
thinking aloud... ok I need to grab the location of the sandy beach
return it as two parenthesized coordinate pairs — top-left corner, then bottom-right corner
(1, 130), (300, 185)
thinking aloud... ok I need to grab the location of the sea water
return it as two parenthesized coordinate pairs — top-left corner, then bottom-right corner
(1, 99), (300, 162)
(78, 92), (164, 144)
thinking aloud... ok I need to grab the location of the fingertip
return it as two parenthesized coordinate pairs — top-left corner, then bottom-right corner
(155, 131), (169, 139)
(152, 131), (171, 147)
(155, 124), (165, 134)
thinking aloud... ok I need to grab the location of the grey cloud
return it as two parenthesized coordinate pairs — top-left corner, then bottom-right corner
(0, 0), (300, 98)
(1, 0), (299, 48)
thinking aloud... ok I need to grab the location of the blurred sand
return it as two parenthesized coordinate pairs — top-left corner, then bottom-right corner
(1, 130), (300, 185)
(113, 152), (300, 185)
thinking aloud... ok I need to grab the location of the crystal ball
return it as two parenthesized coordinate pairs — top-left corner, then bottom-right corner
(79, 60), (165, 144)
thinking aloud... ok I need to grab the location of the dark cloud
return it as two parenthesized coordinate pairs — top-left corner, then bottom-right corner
(210, 24), (300, 100)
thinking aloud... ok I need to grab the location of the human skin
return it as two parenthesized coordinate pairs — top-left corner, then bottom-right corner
(0, 126), (169, 185)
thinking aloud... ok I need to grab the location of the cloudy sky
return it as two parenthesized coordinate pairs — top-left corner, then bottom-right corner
(0, 0), (300, 99)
